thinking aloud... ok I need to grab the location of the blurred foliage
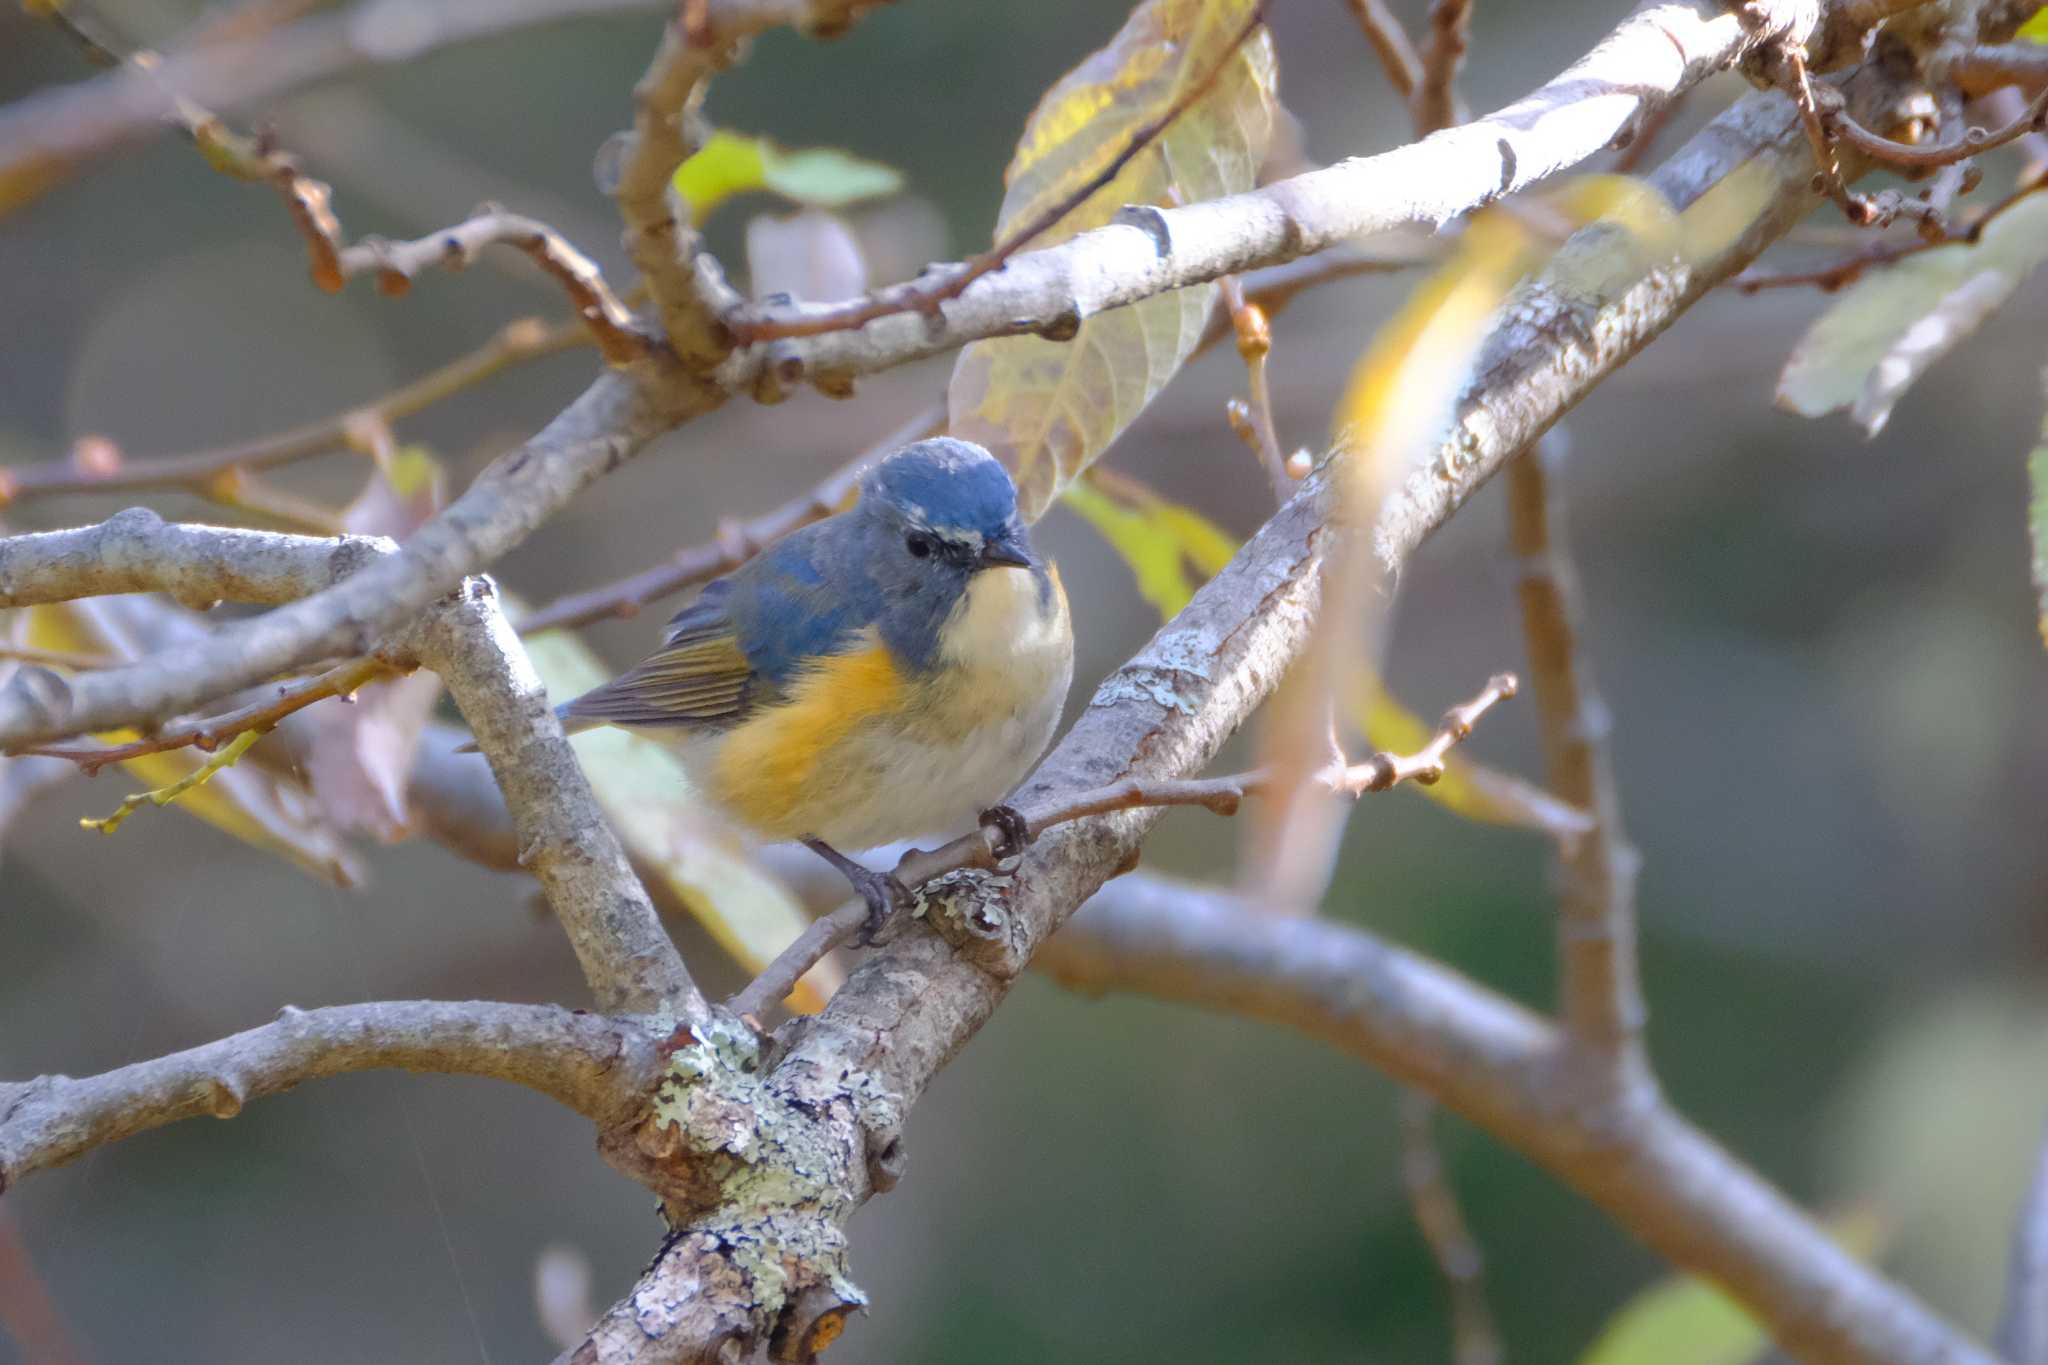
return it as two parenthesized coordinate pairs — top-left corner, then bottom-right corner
(1775, 195), (2048, 436)
(670, 131), (903, 226)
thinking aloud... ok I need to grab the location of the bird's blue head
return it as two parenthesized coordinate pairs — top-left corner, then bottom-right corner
(847, 438), (1048, 670)
(856, 437), (1036, 573)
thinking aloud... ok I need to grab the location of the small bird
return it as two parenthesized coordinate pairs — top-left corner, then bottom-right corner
(557, 437), (1073, 941)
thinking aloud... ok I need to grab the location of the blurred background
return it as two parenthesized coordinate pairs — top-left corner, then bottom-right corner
(5, 1), (2048, 1361)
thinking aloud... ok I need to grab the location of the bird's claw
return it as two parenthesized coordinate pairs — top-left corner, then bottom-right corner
(978, 804), (1031, 864)
(852, 868), (913, 947)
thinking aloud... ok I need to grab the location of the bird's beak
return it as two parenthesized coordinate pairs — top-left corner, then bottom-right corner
(977, 537), (1033, 570)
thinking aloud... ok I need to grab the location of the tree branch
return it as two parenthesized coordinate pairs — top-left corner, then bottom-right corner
(1397, 1090), (1503, 1365)
(1414, 0), (1475, 137)
(1036, 883), (1996, 1365)
(0, 370), (687, 749)
(705, 0), (1819, 391)
(0, 317), (588, 507)
(403, 578), (705, 1021)
(1341, 0), (1424, 100)
(0, 1001), (662, 1190)
(568, 66), (1930, 1361)
(1506, 445), (1646, 1081)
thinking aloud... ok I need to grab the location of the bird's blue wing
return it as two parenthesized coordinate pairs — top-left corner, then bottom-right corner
(557, 525), (876, 733)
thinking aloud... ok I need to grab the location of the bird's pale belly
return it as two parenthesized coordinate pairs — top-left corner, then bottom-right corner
(692, 565), (1073, 849)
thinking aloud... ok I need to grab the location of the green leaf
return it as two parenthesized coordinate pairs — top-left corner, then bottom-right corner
(2029, 391), (2048, 650)
(671, 130), (903, 227)
(948, 0), (1279, 523)
(1776, 194), (2048, 436)
(519, 618), (833, 1012)
(1579, 1208), (1887, 1365)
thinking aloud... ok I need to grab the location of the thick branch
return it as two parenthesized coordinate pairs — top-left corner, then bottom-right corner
(0, 508), (392, 612)
(1507, 446), (1646, 1080)
(405, 579), (704, 1021)
(707, 1), (1812, 390)
(1038, 885), (1996, 1365)
(575, 68), (1922, 1362)
(0, 1001), (661, 1190)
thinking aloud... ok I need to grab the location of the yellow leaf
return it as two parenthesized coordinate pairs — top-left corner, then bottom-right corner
(2020, 8), (2048, 41)
(82, 729), (262, 835)
(949, 0), (1279, 523)
(671, 130), (903, 227)
(519, 619), (834, 1012)
(19, 602), (363, 885)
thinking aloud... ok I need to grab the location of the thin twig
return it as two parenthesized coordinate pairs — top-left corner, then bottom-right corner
(327, 211), (652, 363)
(1398, 1091), (1504, 1365)
(1414, 0), (1475, 137)
(1340, 0), (1423, 99)
(1953, 43), (2048, 97)
(8, 657), (393, 773)
(1217, 276), (1292, 500)
(727, 900), (868, 1022)
(1733, 174), (2048, 292)
(727, 674), (1517, 1016)
(1831, 85), (2048, 169)
(723, 9), (1265, 346)
(515, 404), (941, 635)
(0, 318), (587, 507)
(1505, 445), (1644, 1079)
(26, 1), (651, 365)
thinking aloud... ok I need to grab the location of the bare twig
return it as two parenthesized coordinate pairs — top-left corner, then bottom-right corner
(1953, 43), (2048, 97)
(24, 2), (649, 364)
(722, 10), (1266, 346)
(324, 213), (651, 363)
(1414, 0), (1475, 136)
(1217, 276), (1292, 499)
(0, 372), (680, 750)
(1831, 85), (2048, 169)
(0, 317), (588, 507)
(1733, 175), (2048, 291)
(1341, 0), (1423, 99)
(1506, 445), (1644, 1080)
(727, 675), (1516, 1021)
(8, 657), (394, 772)
(516, 404), (940, 635)
(1398, 1091), (1504, 1365)
(1999, 1118), (2048, 1365)
(0, 1001), (662, 1188)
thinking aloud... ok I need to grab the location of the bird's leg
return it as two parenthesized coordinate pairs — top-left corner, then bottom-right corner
(977, 804), (1031, 864)
(802, 837), (911, 946)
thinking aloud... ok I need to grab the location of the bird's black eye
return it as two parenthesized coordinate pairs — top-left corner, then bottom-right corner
(905, 533), (934, 559)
